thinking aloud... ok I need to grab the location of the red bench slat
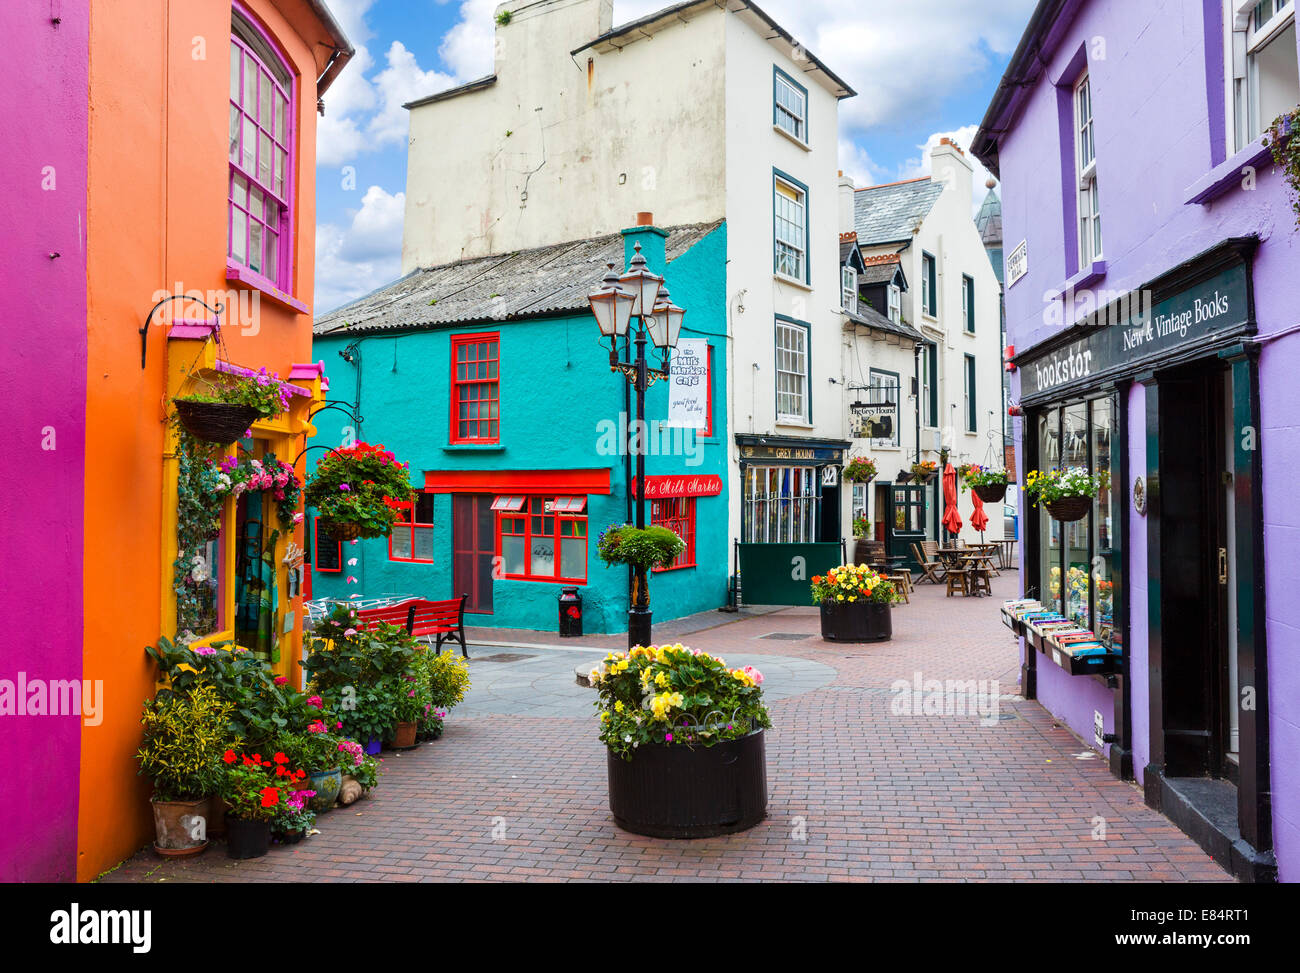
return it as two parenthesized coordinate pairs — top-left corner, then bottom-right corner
(347, 595), (469, 658)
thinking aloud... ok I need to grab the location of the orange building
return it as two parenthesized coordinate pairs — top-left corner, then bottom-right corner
(0, 0), (351, 881)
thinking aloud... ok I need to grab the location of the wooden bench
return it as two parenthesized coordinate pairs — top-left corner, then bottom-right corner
(355, 594), (470, 658)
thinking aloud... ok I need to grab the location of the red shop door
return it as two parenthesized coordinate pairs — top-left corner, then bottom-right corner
(453, 494), (495, 613)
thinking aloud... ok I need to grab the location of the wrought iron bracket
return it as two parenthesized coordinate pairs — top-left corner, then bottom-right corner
(141, 294), (224, 369)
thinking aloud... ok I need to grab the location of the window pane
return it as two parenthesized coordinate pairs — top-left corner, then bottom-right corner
(248, 220), (262, 274)
(258, 132), (272, 187)
(242, 118), (256, 171)
(243, 53), (257, 108)
(259, 70), (272, 127)
(276, 92), (287, 142)
(229, 105), (240, 161)
(413, 526), (433, 561)
(530, 536), (555, 577)
(502, 536), (525, 576)
(263, 228), (277, 279)
(231, 172), (248, 208)
(391, 529), (412, 560)
(231, 207), (246, 261)
(561, 538), (585, 580)
(274, 146), (285, 198)
(230, 45), (241, 101)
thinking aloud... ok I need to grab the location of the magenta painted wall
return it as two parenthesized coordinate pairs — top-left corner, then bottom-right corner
(994, 0), (1300, 879)
(0, 4), (88, 881)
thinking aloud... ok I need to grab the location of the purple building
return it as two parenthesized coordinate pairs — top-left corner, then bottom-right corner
(974, 0), (1300, 882)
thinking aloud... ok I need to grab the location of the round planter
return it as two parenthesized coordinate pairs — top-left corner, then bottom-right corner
(225, 818), (271, 860)
(390, 721), (418, 750)
(150, 797), (210, 856)
(173, 399), (260, 445)
(363, 736), (383, 756)
(972, 482), (1008, 504)
(1045, 496), (1091, 522)
(607, 729), (767, 839)
(318, 518), (365, 541)
(819, 600), (892, 643)
(307, 769), (341, 811)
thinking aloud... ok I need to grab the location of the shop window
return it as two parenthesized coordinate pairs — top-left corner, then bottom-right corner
(389, 492), (435, 562)
(1037, 408), (1062, 612)
(228, 13), (294, 291)
(1074, 72), (1103, 270)
(450, 333), (500, 443)
(775, 318), (810, 423)
(743, 466), (817, 543)
(497, 497), (587, 583)
(1091, 398), (1118, 645)
(651, 497), (696, 570)
(314, 516), (341, 573)
(1228, 0), (1298, 152)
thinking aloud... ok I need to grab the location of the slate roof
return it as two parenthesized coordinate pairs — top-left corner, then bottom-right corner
(845, 304), (924, 344)
(313, 222), (723, 337)
(975, 187), (1002, 246)
(853, 177), (944, 246)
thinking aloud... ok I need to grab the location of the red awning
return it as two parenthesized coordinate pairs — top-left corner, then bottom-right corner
(490, 496), (526, 512)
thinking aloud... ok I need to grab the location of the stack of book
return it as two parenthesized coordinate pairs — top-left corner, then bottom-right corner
(1001, 599), (1120, 676)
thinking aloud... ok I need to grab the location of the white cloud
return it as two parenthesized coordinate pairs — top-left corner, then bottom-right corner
(369, 41), (457, 145)
(438, 0), (499, 81)
(315, 185), (407, 313)
(838, 138), (880, 188)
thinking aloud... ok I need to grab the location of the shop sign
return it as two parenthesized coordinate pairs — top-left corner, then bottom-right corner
(1019, 262), (1249, 398)
(667, 339), (709, 429)
(631, 474), (723, 499)
(739, 443), (845, 464)
(1007, 240), (1028, 288)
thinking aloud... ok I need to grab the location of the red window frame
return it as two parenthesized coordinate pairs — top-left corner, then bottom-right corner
(495, 496), (587, 583)
(450, 332), (500, 444)
(313, 516), (342, 573)
(651, 497), (696, 571)
(228, 12), (295, 293)
(388, 492), (435, 563)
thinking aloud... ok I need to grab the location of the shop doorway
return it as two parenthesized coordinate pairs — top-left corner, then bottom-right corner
(453, 494), (495, 613)
(1153, 366), (1238, 780)
(877, 482), (926, 570)
(234, 489), (272, 659)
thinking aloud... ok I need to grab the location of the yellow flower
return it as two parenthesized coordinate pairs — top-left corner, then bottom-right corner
(614, 700), (625, 713)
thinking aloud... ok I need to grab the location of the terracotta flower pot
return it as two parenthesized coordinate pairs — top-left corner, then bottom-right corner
(391, 721), (418, 750)
(151, 797), (211, 856)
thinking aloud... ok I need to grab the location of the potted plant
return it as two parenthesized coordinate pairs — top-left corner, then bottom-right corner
(1265, 107), (1300, 229)
(273, 787), (316, 845)
(811, 564), (899, 643)
(589, 644), (770, 838)
(909, 460), (938, 485)
(218, 751), (285, 859)
(302, 720), (343, 811)
(390, 674), (425, 750)
(596, 523), (686, 572)
(851, 515), (870, 538)
(844, 456), (877, 484)
(1025, 467), (1110, 522)
(303, 442), (413, 540)
(135, 684), (236, 857)
(173, 368), (294, 445)
(962, 464), (1011, 503)
(420, 648), (471, 714)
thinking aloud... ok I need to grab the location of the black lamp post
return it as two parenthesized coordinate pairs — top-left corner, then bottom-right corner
(588, 243), (685, 649)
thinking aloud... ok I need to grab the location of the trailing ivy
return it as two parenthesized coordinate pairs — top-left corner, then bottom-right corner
(1265, 108), (1300, 229)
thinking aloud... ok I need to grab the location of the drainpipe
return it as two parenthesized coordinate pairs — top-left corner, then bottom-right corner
(308, 0), (355, 106)
(914, 342), (922, 465)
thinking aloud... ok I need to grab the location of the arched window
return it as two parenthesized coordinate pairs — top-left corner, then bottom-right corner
(228, 10), (294, 291)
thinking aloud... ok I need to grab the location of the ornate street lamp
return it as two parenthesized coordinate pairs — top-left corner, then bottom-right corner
(588, 242), (686, 649)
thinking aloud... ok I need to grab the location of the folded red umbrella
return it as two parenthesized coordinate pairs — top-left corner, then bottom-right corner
(942, 462), (962, 535)
(970, 488), (989, 532)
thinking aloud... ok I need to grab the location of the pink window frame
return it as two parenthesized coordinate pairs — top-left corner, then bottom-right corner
(228, 4), (296, 296)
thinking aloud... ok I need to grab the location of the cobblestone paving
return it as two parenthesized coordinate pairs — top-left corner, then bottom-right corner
(101, 569), (1231, 883)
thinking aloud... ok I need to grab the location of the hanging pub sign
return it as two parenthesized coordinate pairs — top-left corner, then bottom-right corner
(850, 402), (896, 440)
(630, 474), (723, 499)
(667, 339), (710, 430)
(1017, 259), (1251, 400)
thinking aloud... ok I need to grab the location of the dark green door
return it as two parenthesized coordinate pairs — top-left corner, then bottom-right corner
(887, 483), (926, 571)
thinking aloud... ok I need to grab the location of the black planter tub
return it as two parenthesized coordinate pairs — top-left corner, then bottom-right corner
(819, 600), (892, 642)
(607, 730), (767, 838)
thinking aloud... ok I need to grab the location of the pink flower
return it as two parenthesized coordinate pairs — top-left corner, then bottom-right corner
(292, 512), (304, 524)
(193, 646), (217, 656)
(665, 733), (673, 742)
(307, 695), (323, 708)
(274, 675), (288, 685)
(339, 483), (351, 492)
(344, 627), (358, 636)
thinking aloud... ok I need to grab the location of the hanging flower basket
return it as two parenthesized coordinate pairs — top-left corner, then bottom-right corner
(973, 483), (1008, 504)
(1045, 496), (1091, 522)
(319, 518), (364, 542)
(173, 400), (261, 445)
(304, 442), (415, 541)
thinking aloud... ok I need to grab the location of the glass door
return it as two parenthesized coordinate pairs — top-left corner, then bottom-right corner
(887, 483), (927, 570)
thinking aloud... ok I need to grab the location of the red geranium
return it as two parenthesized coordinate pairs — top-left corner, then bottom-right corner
(259, 786), (281, 809)
(222, 750), (237, 764)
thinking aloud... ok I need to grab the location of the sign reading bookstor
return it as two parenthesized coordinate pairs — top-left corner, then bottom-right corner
(1018, 262), (1250, 399)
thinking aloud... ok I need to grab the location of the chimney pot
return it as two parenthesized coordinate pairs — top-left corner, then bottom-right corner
(636, 212), (654, 226)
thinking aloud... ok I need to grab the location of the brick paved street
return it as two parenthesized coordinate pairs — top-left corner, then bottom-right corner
(101, 569), (1231, 883)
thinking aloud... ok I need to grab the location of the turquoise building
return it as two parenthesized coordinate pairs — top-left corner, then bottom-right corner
(307, 220), (729, 635)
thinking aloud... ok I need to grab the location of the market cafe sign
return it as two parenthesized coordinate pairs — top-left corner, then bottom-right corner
(1020, 263), (1249, 397)
(630, 474), (723, 499)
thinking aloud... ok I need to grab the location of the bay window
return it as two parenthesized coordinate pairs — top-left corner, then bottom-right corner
(1228, 0), (1298, 152)
(229, 14), (293, 291)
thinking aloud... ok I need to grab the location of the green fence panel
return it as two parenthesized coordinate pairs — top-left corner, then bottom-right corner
(737, 542), (843, 606)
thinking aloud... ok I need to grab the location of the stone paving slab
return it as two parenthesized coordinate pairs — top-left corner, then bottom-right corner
(100, 568), (1231, 883)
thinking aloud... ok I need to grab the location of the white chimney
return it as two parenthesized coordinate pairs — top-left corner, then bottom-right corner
(838, 170), (856, 235)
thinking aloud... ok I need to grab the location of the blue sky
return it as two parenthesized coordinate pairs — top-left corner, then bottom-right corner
(313, 0), (1036, 312)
